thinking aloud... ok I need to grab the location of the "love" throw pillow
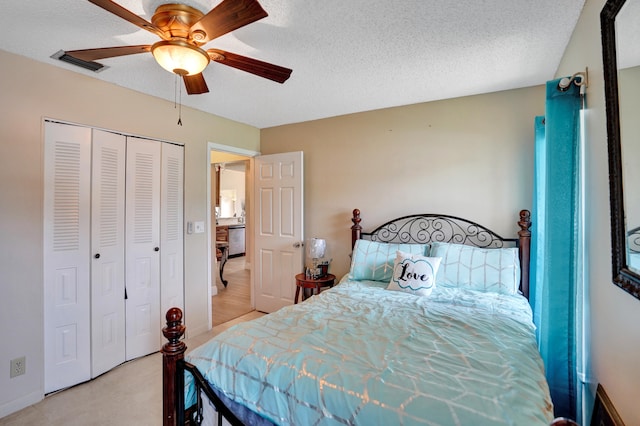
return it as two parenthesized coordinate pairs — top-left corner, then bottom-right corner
(387, 251), (442, 297)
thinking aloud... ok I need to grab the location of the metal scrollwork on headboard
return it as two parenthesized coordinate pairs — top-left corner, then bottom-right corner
(357, 213), (516, 248)
(350, 209), (532, 299)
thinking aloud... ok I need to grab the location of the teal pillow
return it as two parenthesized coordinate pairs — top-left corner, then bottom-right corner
(349, 239), (430, 282)
(430, 242), (520, 295)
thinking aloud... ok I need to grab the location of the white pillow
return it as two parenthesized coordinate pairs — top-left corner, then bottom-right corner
(387, 251), (442, 297)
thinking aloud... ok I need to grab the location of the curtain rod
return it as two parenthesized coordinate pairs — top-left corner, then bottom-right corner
(558, 67), (589, 95)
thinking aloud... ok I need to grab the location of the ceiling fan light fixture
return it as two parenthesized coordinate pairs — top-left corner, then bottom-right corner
(151, 40), (209, 76)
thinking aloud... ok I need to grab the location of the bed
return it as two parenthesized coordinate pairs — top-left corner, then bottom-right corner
(162, 208), (557, 425)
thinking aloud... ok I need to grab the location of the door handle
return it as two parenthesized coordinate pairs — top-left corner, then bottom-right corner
(293, 242), (303, 248)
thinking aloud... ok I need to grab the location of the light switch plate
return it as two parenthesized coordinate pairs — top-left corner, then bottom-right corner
(194, 221), (205, 233)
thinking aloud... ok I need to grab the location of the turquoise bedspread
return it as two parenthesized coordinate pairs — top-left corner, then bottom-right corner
(186, 276), (554, 425)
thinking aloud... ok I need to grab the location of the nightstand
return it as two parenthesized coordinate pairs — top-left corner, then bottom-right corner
(294, 273), (336, 304)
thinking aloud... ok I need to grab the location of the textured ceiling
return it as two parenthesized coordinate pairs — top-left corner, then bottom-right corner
(0, 0), (585, 128)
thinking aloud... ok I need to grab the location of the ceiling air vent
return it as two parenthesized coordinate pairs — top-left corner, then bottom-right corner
(51, 50), (108, 73)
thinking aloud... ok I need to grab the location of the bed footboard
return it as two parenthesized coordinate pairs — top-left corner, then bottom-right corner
(162, 308), (187, 426)
(162, 308), (244, 426)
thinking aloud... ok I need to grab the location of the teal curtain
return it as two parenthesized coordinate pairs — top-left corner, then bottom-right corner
(531, 78), (584, 420)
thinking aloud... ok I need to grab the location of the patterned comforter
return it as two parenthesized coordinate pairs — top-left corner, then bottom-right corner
(185, 276), (554, 425)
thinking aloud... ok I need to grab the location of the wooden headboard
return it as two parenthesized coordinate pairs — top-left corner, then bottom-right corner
(350, 209), (532, 299)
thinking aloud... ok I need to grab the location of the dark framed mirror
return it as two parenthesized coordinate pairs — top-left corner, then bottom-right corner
(602, 0), (640, 299)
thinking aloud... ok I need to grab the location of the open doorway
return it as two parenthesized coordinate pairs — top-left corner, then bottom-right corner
(207, 143), (258, 327)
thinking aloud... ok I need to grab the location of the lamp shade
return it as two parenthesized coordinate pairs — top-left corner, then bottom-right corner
(306, 238), (326, 259)
(151, 40), (209, 76)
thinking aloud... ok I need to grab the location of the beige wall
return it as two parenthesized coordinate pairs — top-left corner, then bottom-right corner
(0, 49), (259, 416)
(261, 86), (545, 280)
(557, 0), (640, 424)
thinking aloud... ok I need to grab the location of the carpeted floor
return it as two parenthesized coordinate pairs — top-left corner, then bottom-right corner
(0, 311), (265, 425)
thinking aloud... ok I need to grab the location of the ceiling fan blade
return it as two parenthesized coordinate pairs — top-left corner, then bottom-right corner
(190, 0), (268, 44)
(208, 49), (292, 83)
(87, 0), (165, 38)
(183, 73), (210, 95)
(65, 45), (151, 62)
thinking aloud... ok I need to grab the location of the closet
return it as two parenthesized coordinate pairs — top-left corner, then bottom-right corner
(43, 121), (184, 393)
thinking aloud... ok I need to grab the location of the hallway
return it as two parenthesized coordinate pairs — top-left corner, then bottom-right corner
(212, 256), (253, 327)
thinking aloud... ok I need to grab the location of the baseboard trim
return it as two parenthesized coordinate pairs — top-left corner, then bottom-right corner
(0, 389), (43, 419)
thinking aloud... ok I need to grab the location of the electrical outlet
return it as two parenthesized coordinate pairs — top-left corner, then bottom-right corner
(10, 356), (25, 378)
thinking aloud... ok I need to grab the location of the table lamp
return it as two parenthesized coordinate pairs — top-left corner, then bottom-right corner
(305, 238), (327, 278)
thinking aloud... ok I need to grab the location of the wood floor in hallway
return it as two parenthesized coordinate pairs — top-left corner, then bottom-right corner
(212, 256), (253, 327)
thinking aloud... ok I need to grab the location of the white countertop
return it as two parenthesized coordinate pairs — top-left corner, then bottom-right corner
(217, 218), (245, 226)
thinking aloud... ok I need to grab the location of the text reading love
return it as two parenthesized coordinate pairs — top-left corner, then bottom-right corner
(398, 262), (431, 282)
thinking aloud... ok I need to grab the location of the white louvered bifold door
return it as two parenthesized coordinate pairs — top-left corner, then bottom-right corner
(160, 143), (184, 324)
(90, 129), (126, 378)
(125, 137), (161, 361)
(43, 122), (92, 393)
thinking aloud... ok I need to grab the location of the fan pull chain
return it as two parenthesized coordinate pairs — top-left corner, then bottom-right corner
(177, 87), (183, 126)
(174, 74), (178, 108)
(174, 74), (183, 126)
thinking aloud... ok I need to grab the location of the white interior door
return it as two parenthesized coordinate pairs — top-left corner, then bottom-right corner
(43, 121), (92, 393)
(254, 152), (304, 313)
(90, 129), (126, 378)
(160, 143), (184, 324)
(125, 137), (161, 360)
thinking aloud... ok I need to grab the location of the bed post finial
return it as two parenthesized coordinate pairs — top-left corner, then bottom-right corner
(351, 209), (362, 249)
(162, 307), (187, 426)
(517, 210), (532, 300)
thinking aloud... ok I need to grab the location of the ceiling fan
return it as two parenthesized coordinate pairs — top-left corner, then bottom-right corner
(60, 0), (293, 95)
